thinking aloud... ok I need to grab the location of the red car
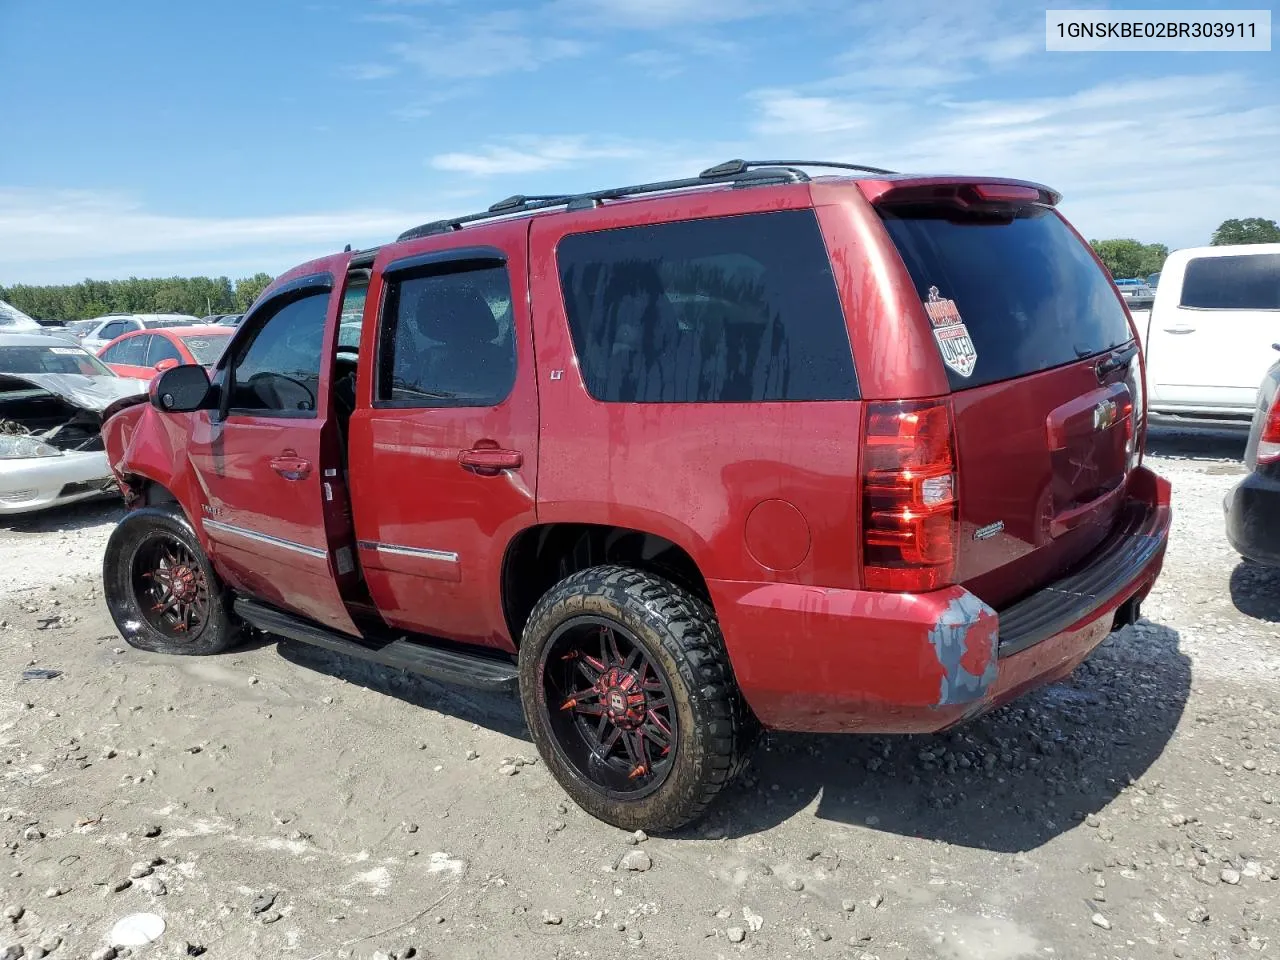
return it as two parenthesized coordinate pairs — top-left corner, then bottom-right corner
(98, 160), (1171, 831)
(97, 325), (232, 380)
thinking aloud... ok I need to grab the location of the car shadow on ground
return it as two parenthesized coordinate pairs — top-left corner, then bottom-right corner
(273, 638), (529, 741)
(703, 621), (1191, 853)
(1229, 561), (1280, 623)
(0, 496), (124, 533)
(1145, 423), (1248, 461)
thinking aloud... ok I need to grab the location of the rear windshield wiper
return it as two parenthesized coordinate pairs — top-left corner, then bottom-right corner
(1095, 343), (1139, 379)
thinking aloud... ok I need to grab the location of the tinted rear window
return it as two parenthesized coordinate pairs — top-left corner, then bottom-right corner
(557, 210), (857, 403)
(881, 206), (1132, 390)
(1180, 253), (1280, 310)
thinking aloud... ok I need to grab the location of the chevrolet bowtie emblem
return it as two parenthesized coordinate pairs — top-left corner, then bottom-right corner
(1093, 399), (1118, 431)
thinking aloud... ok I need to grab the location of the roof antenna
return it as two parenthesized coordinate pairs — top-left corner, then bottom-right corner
(344, 243), (352, 252)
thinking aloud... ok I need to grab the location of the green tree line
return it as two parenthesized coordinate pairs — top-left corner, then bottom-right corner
(1090, 217), (1279, 280)
(4, 213), (1276, 322)
(0, 273), (274, 323)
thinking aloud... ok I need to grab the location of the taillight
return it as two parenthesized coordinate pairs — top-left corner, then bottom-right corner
(1258, 391), (1280, 464)
(1123, 359), (1145, 470)
(861, 399), (958, 592)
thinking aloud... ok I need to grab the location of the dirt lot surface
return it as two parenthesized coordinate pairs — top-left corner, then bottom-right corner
(2, 428), (1278, 960)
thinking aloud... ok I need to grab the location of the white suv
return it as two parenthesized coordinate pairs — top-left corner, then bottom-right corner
(1139, 243), (1280, 422)
(77, 314), (201, 353)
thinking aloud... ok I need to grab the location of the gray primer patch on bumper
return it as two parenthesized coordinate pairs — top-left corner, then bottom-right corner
(929, 592), (999, 707)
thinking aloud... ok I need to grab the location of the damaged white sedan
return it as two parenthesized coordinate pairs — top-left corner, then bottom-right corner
(0, 333), (148, 515)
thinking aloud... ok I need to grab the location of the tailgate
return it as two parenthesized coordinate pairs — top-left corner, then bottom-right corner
(878, 194), (1138, 609)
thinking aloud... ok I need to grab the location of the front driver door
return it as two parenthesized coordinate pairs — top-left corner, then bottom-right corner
(187, 268), (361, 636)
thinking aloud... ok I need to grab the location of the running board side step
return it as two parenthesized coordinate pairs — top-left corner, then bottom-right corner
(233, 598), (519, 693)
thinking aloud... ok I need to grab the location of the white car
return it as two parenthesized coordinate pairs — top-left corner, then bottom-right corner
(76, 313), (202, 353)
(1138, 242), (1280, 422)
(1, 299), (44, 333)
(0, 333), (148, 515)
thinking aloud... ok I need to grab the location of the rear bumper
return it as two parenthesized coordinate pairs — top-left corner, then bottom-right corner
(1224, 467), (1280, 566)
(710, 466), (1172, 734)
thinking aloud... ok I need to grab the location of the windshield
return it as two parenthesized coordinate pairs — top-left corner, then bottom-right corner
(181, 333), (232, 365)
(0, 343), (115, 377)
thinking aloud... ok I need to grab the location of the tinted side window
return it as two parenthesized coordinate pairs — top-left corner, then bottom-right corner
(228, 293), (328, 415)
(104, 335), (148, 365)
(1180, 254), (1280, 310)
(100, 321), (130, 340)
(376, 265), (516, 408)
(147, 336), (182, 365)
(557, 211), (856, 403)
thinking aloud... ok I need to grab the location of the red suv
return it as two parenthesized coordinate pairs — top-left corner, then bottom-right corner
(99, 160), (1171, 831)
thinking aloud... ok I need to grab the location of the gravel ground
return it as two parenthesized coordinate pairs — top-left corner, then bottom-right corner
(1, 428), (1277, 960)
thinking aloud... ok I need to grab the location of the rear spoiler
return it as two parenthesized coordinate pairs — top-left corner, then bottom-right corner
(856, 176), (1061, 209)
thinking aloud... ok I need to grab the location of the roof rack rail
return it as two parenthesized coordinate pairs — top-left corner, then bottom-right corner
(396, 159), (890, 243)
(699, 159), (897, 178)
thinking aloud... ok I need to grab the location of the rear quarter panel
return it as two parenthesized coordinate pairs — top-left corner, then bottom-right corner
(528, 184), (864, 587)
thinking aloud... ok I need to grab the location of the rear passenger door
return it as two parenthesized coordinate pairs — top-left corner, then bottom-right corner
(99, 333), (154, 379)
(348, 219), (538, 649)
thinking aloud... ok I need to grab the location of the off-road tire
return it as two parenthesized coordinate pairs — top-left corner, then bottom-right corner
(519, 564), (757, 832)
(102, 504), (239, 655)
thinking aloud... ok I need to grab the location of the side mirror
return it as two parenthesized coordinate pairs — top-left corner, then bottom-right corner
(150, 364), (212, 413)
(154, 358), (180, 373)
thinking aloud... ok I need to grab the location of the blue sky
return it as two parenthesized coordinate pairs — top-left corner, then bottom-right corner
(1, 0), (1277, 285)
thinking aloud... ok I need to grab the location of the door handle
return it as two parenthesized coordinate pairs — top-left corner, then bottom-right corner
(458, 447), (522, 476)
(1162, 326), (1195, 334)
(270, 454), (312, 480)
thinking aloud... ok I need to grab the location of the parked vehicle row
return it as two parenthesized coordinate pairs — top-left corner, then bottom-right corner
(97, 160), (1171, 831)
(0, 333), (148, 514)
(96, 325), (233, 380)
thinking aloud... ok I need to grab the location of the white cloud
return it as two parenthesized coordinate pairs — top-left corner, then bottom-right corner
(387, 11), (586, 79)
(751, 92), (867, 136)
(745, 71), (1280, 249)
(624, 49), (684, 79)
(342, 62), (397, 81)
(551, 0), (780, 28)
(0, 190), (446, 285)
(431, 135), (646, 176)
(824, 1), (1041, 91)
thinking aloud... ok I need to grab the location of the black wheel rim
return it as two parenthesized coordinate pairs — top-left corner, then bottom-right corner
(539, 616), (678, 800)
(131, 535), (209, 638)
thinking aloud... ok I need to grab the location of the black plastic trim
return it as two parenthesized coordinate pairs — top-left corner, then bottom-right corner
(383, 246), (507, 277)
(234, 597), (519, 692)
(269, 272), (334, 299)
(348, 247), (381, 269)
(997, 501), (1167, 657)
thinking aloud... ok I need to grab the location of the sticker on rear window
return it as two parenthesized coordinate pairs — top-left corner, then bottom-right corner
(49, 347), (82, 355)
(924, 286), (977, 378)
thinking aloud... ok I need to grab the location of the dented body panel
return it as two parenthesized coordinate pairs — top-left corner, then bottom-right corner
(710, 466), (1170, 733)
(1, 367), (147, 514)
